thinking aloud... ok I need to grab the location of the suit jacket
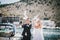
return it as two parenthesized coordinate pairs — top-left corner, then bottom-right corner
(22, 24), (32, 37)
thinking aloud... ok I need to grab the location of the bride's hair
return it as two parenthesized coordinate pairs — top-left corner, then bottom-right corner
(32, 18), (42, 29)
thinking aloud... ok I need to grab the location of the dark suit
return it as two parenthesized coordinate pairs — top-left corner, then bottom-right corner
(21, 24), (32, 40)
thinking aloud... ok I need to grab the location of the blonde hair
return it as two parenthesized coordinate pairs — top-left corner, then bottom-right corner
(32, 19), (42, 29)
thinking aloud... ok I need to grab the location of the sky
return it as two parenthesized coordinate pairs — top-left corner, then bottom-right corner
(0, 0), (20, 5)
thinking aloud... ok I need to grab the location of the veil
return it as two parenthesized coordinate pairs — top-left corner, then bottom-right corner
(32, 14), (42, 28)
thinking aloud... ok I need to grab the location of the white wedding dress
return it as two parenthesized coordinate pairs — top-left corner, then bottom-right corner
(32, 28), (44, 40)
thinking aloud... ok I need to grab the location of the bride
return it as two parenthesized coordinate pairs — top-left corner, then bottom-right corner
(32, 19), (44, 40)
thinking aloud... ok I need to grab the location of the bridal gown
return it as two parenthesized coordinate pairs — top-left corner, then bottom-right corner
(32, 28), (44, 40)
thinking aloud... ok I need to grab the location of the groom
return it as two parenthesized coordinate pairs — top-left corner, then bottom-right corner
(21, 18), (32, 40)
